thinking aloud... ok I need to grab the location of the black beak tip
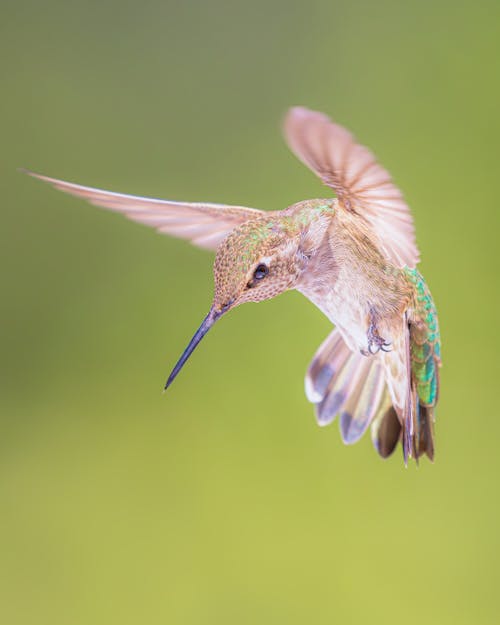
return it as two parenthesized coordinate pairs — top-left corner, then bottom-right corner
(162, 308), (221, 394)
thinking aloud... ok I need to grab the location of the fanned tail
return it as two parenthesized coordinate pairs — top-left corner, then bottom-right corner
(306, 329), (387, 447)
(306, 300), (440, 463)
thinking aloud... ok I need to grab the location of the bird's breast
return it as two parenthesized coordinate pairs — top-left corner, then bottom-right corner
(296, 239), (409, 353)
(297, 280), (369, 351)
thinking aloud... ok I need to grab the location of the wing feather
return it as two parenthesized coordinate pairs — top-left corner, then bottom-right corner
(23, 170), (264, 251)
(284, 107), (420, 268)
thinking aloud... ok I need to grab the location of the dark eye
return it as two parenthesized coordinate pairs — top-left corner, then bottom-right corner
(253, 264), (269, 281)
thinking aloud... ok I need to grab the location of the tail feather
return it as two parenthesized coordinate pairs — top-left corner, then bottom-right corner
(400, 394), (436, 463)
(315, 349), (365, 426)
(339, 358), (385, 444)
(307, 329), (388, 446)
(418, 405), (435, 460)
(306, 319), (439, 463)
(370, 394), (401, 458)
(410, 387), (435, 461)
(305, 330), (351, 404)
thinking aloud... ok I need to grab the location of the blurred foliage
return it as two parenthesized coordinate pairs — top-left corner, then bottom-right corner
(1, 1), (499, 624)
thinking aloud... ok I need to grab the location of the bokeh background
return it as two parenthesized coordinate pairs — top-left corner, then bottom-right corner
(1, 1), (499, 623)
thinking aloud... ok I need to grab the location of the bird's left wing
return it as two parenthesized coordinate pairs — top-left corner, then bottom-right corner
(283, 107), (420, 268)
(23, 170), (264, 251)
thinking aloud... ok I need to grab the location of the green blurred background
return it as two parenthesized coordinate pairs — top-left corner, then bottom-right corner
(1, 1), (499, 623)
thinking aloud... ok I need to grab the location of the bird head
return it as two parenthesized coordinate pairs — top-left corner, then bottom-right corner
(164, 211), (320, 389)
(212, 216), (304, 309)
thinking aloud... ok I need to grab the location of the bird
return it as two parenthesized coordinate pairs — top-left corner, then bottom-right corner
(24, 106), (441, 463)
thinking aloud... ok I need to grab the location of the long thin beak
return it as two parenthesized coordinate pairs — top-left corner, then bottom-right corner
(164, 307), (222, 390)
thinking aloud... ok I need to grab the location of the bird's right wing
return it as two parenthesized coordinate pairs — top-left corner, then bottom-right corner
(23, 170), (265, 251)
(284, 107), (420, 268)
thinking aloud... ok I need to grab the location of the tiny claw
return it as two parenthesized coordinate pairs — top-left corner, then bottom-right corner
(368, 338), (392, 354)
(366, 309), (391, 355)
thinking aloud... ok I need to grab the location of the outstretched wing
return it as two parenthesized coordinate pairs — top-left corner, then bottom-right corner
(23, 170), (264, 251)
(284, 107), (419, 268)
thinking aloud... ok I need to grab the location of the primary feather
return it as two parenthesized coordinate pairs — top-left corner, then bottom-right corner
(284, 107), (420, 268)
(22, 170), (263, 251)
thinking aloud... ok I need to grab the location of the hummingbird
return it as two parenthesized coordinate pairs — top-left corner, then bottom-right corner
(24, 107), (441, 463)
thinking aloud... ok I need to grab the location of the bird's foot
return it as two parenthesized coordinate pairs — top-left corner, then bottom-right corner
(362, 309), (392, 355)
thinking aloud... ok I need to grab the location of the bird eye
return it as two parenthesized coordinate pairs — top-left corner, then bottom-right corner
(253, 264), (269, 281)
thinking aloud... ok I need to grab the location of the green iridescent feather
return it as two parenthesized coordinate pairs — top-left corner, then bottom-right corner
(405, 268), (441, 407)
